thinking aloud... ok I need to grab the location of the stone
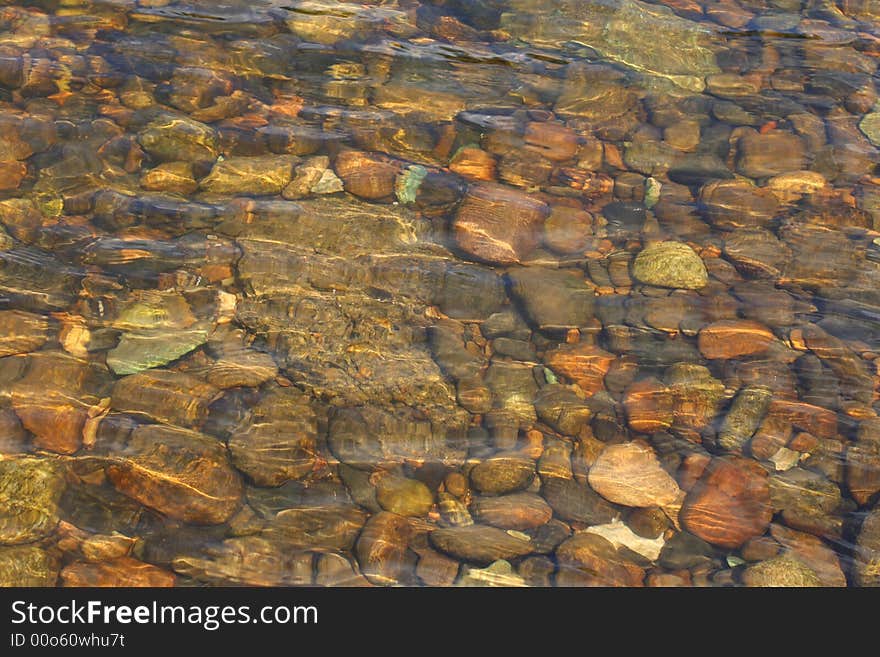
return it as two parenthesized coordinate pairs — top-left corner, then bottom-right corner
(458, 560), (527, 587)
(665, 363), (725, 432)
(855, 508), (880, 586)
(632, 241), (708, 290)
(554, 63), (639, 120)
(453, 183), (547, 265)
(859, 107), (880, 148)
(471, 493), (553, 530)
(200, 155), (297, 195)
(61, 557), (176, 587)
(627, 506), (670, 539)
(543, 205), (593, 254)
(543, 343), (615, 395)
(107, 328), (208, 375)
(769, 468), (843, 539)
(588, 442), (682, 508)
(848, 420), (880, 506)
(698, 320), (775, 360)
(717, 386), (773, 453)
(769, 524), (846, 587)
(0, 310), (50, 357)
(736, 130), (807, 178)
(766, 170), (827, 203)
(171, 536), (314, 586)
(657, 530), (716, 570)
(356, 512), (414, 586)
(470, 454), (535, 495)
(541, 476), (618, 525)
(742, 556), (821, 587)
(623, 378), (674, 434)
(0, 546), (56, 586)
(111, 370), (219, 428)
(106, 424), (242, 525)
(504, 0), (720, 93)
(140, 162), (198, 194)
(449, 146), (496, 182)
(507, 267), (595, 330)
(555, 533), (645, 587)
(375, 474), (434, 517)
(334, 150), (400, 201)
(228, 387), (317, 487)
(534, 385), (592, 436)
(430, 525), (534, 564)
(206, 348), (278, 389)
(0, 457), (65, 545)
(262, 506), (367, 552)
(585, 519), (666, 561)
(681, 457), (772, 549)
(723, 229), (791, 279)
(138, 114), (218, 162)
(699, 179), (779, 230)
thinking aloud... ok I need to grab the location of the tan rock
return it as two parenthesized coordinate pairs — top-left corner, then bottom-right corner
(588, 441), (682, 508)
(698, 319), (775, 359)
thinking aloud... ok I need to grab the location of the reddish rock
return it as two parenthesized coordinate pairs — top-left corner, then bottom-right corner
(355, 512), (414, 586)
(556, 533), (645, 587)
(61, 557), (176, 587)
(678, 452), (712, 492)
(681, 457), (772, 549)
(449, 146), (496, 182)
(588, 441), (682, 508)
(698, 320), (775, 360)
(524, 121), (579, 162)
(0, 161), (26, 191)
(334, 149), (400, 200)
(769, 399), (838, 440)
(453, 183), (547, 264)
(544, 342), (615, 395)
(623, 378), (674, 433)
(769, 524), (846, 587)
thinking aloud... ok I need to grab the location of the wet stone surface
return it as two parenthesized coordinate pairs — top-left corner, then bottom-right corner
(0, 0), (878, 588)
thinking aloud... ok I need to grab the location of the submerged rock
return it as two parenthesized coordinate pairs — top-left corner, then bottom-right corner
(0, 457), (65, 545)
(430, 525), (534, 564)
(742, 556), (821, 587)
(632, 241), (708, 289)
(0, 546), (57, 586)
(502, 0), (720, 92)
(588, 442), (682, 508)
(107, 424), (242, 525)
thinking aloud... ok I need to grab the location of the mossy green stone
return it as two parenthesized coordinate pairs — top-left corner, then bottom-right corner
(375, 475), (434, 517)
(743, 556), (821, 587)
(107, 328), (208, 375)
(859, 108), (880, 148)
(632, 241), (708, 289)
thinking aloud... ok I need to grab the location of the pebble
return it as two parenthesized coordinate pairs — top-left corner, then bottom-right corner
(0, 457), (65, 545)
(556, 533), (644, 587)
(632, 241), (708, 290)
(588, 442), (682, 508)
(355, 512), (414, 586)
(742, 556), (821, 587)
(470, 454), (536, 495)
(471, 492), (553, 530)
(430, 525), (534, 564)
(375, 474), (435, 517)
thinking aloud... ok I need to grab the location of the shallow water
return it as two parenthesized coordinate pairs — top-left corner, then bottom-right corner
(0, 0), (879, 587)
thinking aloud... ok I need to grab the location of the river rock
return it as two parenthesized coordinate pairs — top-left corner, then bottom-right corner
(848, 419), (880, 506)
(681, 456), (772, 548)
(375, 474), (434, 517)
(543, 205), (594, 254)
(430, 525), (534, 564)
(588, 442), (682, 508)
(106, 424), (242, 525)
(534, 385), (592, 436)
(555, 533), (645, 587)
(200, 155), (297, 195)
(717, 386), (772, 453)
(723, 228), (790, 279)
(107, 327), (209, 375)
(698, 320), (775, 360)
(262, 505), (368, 552)
(141, 162), (198, 194)
(855, 507), (880, 586)
(507, 267), (595, 330)
(665, 363), (725, 433)
(470, 454), (535, 495)
(699, 179), (779, 230)
(171, 536), (313, 586)
(541, 476), (619, 525)
(228, 387), (317, 487)
(138, 114), (218, 163)
(0, 457), (65, 545)
(111, 370), (219, 428)
(503, 0), (720, 93)
(632, 241), (708, 289)
(335, 150), (400, 200)
(0, 546), (56, 586)
(471, 492), (553, 530)
(742, 556), (821, 587)
(769, 468), (843, 539)
(61, 557), (176, 587)
(356, 512), (414, 586)
(453, 183), (547, 264)
(736, 130), (807, 178)
(623, 378), (674, 434)
(769, 524), (846, 587)
(544, 343), (615, 395)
